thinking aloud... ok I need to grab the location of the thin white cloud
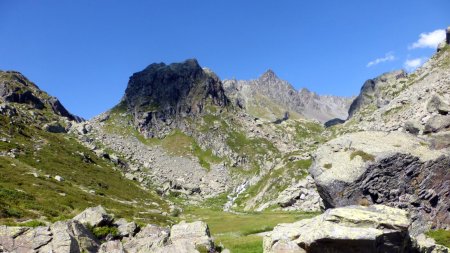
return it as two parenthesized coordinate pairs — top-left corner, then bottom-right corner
(367, 52), (396, 67)
(409, 29), (446, 49)
(404, 57), (426, 71)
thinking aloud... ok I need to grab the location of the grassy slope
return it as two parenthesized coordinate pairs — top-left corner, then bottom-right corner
(0, 111), (170, 226)
(426, 229), (450, 248)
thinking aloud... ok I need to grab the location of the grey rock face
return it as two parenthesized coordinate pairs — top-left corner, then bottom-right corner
(122, 224), (170, 252)
(0, 220), (100, 253)
(223, 70), (353, 123)
(123, 59), (229, 137)
(309, 131), (449, 234)
(264, 205), (412, 253)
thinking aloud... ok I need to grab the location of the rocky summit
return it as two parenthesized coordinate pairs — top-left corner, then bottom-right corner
(123, 59), (229, 138)
(1, 28), (450, 253)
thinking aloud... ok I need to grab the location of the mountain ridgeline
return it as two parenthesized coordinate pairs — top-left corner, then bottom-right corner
(223, 69), (353, 123)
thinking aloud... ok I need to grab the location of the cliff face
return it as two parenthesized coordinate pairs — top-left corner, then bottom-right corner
(123, 59), (229, 137)
(223, 70), (353, 123)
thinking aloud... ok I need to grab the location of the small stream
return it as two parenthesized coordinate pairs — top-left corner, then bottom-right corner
(223, 181), (249, 212)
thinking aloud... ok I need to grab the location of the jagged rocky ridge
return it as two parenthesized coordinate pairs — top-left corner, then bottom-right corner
(223, 70), (353, 123)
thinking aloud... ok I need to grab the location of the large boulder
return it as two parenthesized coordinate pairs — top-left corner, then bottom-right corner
(0, 220), (100, 253)
(99, 240), (125, 253)
(114, 218), (138, 237)
(122, 224), (170, 252)
(424, 115), (450, 133)
(263, 205), (412, 253)
(272, 175), (322, 212)
(73, 205), (113, 227)
(426, 94), (450, 115)
(169, 221), (214, 252)
(309, 131), (449, 234)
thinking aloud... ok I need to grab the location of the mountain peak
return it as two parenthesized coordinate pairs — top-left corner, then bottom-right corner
(122, 59), (228, 137)
(259, 69), (278, 81)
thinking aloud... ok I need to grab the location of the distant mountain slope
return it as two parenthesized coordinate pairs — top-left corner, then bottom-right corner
(223, 70), (353, 123)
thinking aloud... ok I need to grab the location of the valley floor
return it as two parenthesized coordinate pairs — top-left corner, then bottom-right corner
(183, 208), (318, 253)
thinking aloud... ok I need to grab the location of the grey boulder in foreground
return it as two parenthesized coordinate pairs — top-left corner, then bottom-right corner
(263, 205), (449, 253)
(0, 206), (216, 253)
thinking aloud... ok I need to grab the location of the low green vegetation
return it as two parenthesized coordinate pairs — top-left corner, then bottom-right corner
(104, 108), (223, 171)
(89, 225), (119, 240)
(0, 114), (170, 226)
(184, 208), (317, 253)
(227, 131), (277, 156)
(323, 163), (332, 169)
(158, 130), (223, 171)
(382, 106), (404, 117)
(293, 120), (324, 141)
(426, 229), (450, 248)
(350, 150), (375, 162)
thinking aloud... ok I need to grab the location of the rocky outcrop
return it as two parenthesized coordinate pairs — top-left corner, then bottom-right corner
(223, 70), (353, 123)
(0, 206), (217, 253)
(123, 59), (229, 137)
(348, 70), (407, 119)
(263, 205), (413, 253)
(257, 175), (322, 212)
(0, 71), (83, 122)
(0, 220), (100, 253)
(73, 205), (114, 227)
(309, 131), (449, 234)
(345, 37), (450, 134)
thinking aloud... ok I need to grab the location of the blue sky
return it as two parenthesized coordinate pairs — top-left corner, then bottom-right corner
(1, 1), (449, 119)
